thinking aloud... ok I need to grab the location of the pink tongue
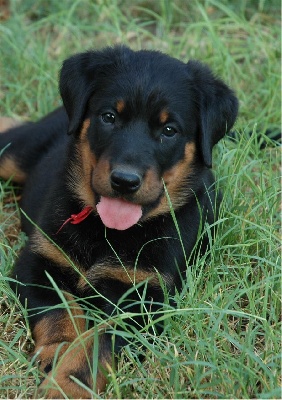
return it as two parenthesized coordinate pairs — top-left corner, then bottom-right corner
(96, 196), (142, 230)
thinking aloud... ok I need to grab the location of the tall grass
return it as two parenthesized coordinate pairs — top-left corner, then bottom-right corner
(0, 0), (280, 398)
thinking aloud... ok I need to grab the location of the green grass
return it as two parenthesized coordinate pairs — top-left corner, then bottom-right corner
(0, 0), (281, 398)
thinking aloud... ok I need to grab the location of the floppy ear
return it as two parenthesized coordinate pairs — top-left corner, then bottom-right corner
(187, 61), (239, 168)
(59, 47), (130, 135)
(59, 52), (96, 135)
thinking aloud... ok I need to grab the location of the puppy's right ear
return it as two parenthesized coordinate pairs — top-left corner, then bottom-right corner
(60, 46), (133, 135)
(59, 52), (95, 135)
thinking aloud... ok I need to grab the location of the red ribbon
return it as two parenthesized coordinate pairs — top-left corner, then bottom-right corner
(56, 206), (94, 234)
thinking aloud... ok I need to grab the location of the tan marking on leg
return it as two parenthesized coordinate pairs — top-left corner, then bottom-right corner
(0, 157), (27, 183)
(33, 301), (86, 351)
(0, 117), (21, 133)
(78, 262), (173, 290)
(33, 298), (87, 385)
(33, 303), (91, 398)
(30, 231), (77, 268)
(38, 333), (110, 398)
(34, 308), (112, 397)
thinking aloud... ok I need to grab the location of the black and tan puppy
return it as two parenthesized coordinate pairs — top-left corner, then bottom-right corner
(0, 46), (238, 398)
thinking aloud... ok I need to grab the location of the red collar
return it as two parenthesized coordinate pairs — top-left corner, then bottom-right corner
(56, 206), (94, 234)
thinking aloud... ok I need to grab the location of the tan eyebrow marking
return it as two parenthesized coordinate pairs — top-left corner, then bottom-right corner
(116, 100), (125, 113)
(159, 110), (169, 124)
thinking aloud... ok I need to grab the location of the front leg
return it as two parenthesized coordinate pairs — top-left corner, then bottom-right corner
(12, 240), (171, 398)
(12, 246), (114, 398)
(33, 308), (112, 398)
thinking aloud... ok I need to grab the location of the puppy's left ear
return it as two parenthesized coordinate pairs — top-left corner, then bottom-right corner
(187, 61), (239, 168)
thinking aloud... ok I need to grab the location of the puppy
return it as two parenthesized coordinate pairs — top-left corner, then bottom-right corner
(0, 46), (238, 398)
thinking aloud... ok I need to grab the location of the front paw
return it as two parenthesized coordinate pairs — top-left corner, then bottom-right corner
(37, 372), (93, 399)
(33, 342), (69, 375)
(34, 340), (108, 398)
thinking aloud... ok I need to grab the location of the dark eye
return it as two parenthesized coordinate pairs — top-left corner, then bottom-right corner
(162, 126), (177, 138)
(101, 113), (115, 124)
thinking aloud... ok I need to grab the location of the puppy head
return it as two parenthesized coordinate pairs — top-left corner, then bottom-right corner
(60, 46), (238, 229)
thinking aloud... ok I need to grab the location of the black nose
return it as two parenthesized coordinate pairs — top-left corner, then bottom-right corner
(110, 169), (141, 194)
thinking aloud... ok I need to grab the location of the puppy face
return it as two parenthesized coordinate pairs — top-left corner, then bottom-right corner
(61, 47), (238, 229)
